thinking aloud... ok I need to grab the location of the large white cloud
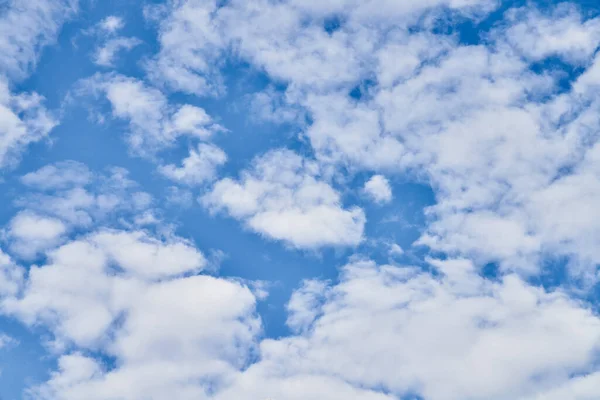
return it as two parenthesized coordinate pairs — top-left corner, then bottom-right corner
(22, 257), (600, 400)
(202, 149), (365, 248)
(6, 233), (257, 400)
(219, 259), (600, 400)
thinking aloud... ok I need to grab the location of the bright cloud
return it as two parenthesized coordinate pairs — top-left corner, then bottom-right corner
(202, 149), (365, 248)
(363, 175), (393, 204)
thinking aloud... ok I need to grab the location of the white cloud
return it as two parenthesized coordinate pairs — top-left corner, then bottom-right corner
(202, 149), (365, 248)
(0, 0), (77, 80)
(363, 175), (392, 204)
(21, 160), (91, 190)
(388, 243), (404, 257)
(502, 4), (600, 63)
(7, 2), (600, 399)
(147, 0), (495, 96)
(168, 104), (224, 139)
(165, 186), (193, 208)
(0, 249), (23, 297)
(6, 211), (67, 259)
(9, 233), (258, 400)
(82, 74), (224, 157)
(221, 259), (600, 400)
(25, 256), (600, 400)
(94, 37), (141, 67)
(90, 230), (206, 280)
(11, 162), (156, 243)
(145, 0), (226, 96)
(98, 16), (124, 34)
(2, 229), (208, 347)
(0, 78), (57, 169)
(0, 0), (76, 170)
(285, 279), (327, 333)
(159, 143), (227, 186)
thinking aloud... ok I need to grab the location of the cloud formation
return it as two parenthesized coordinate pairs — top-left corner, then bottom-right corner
(202, 149), (365, 248)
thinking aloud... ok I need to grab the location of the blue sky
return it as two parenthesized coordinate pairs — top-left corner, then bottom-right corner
(2, 0), (600, 399)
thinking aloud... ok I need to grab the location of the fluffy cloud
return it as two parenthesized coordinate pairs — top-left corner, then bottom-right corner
(80, 74), (228, 184)
(502, 4), (600, 63)
(88, 16), (141, 68)
(0, 249), (23, 297)
(159, 143), (227, 186)
(221, 259), (600, 400)
(202, 149), (365, 248)
(7, 1), (600, 399)
(363, 175), (392, 204)
(5, 211), (67, 259)
(28, 257), (600, 400)
(5, 233), (256, 400)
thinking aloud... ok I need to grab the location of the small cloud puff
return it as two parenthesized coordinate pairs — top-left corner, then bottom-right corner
(98, 16), (124, 34)
(363, 175), (393, 204)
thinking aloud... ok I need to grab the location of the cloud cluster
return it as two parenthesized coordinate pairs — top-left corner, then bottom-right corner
(16, 256), (600, 400)
(3, 161), (158, 259)
(0, 0), (76, 170)
(149, 0), (600, 278)
(80, 74), (228, 185)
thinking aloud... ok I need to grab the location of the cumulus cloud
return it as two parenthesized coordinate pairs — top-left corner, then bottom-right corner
(202, 149), (365, 248)
(87, 16), (141, 68)
(0, 249), (23, 297)
(26, 256), (600, 400)
(159, 143), (227, 186)
(221, 259), (600, 400)
(363, 175), (392, 204)
(5, 231), (256, 399)
(5, 211), (67, 259)
(81, 74), (226, 157)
